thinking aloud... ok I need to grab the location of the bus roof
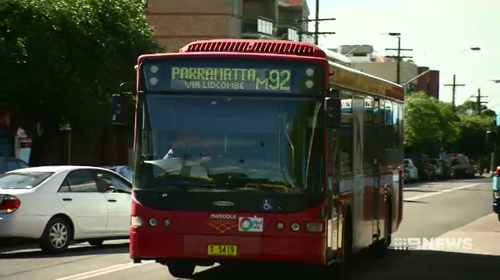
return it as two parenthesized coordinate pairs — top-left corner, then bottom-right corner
(178, 39), (352, 65)
(318, 46), (352, 66)
(329, 60), (404, 101)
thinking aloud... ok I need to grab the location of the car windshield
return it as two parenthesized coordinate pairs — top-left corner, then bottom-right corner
(136, 95), (324, 194)
(0, 172), (54, 189)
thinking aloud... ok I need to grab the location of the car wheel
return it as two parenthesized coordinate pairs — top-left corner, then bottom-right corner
(39, 217), (72, 254)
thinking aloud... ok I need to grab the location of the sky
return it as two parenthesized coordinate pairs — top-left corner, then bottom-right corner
(306, 0), (500, 109)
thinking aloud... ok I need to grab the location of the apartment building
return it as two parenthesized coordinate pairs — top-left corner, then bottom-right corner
(145, 0), (312, 52)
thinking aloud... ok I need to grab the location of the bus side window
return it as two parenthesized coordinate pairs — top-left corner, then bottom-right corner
(340, 91), (353, 175)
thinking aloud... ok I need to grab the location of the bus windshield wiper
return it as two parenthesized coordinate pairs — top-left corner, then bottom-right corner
(238, 179), (299, 194)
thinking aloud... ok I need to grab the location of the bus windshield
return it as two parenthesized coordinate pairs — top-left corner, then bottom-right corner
(136, 94), (324, 194)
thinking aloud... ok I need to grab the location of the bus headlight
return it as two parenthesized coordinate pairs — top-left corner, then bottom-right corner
(149, 218), (157, 227)
(164, 219), (171, 227)
(276, 222), (285, 230)
(291, 222), (300, 231)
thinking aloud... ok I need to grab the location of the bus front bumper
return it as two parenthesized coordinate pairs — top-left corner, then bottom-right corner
(129, 232), (326, 265)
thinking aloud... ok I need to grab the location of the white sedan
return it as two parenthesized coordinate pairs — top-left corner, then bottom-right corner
(0, 165), (132, 254)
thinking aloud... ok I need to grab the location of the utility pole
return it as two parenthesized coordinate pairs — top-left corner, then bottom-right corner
(315, 0), (320, 45)
(444, 74), (465, 112)
(386, 34), (413, 84)
(472, 88), (488, 114)
(296, 18), (336, 44)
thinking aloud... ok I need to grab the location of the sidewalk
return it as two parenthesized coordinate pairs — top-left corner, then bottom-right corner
(437, 213), (500, 255)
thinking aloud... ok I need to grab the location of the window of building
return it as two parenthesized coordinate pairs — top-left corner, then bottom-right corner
(287, 28), (299, 41)
(257, 18), (273, 36)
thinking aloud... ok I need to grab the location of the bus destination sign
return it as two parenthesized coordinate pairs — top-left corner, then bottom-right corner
(142, 57), (322, 94)
(170, 67), (292, 92)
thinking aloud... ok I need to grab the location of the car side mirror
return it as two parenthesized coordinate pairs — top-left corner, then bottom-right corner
(325, 97), (341, 129)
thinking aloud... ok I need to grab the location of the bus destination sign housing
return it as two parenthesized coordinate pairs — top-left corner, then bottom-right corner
(141, 57), (323, 94)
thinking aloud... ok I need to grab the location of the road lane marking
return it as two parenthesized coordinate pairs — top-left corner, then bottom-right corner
(53, 261), (154, 280)
(407, 183), (480, 201)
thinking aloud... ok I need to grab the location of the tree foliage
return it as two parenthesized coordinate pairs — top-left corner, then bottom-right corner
(404, 92), (460, 154)
(0, 0), (161, 164)
(404, 91), (495, 158)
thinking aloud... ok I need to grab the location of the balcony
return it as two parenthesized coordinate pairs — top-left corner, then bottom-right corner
(241, 17), (275, 39)
(276, 25), (300, 41)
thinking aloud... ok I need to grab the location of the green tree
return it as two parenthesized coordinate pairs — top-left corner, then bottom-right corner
(404, 92), (460, 155)
(0, 0), (161, 165)
(456, 100), (496, 117)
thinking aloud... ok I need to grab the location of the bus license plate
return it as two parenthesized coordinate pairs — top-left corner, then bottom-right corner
(207, 245), (237, 256)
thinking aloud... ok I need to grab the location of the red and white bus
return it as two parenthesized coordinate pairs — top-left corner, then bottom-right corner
(114, 39), (404, 278)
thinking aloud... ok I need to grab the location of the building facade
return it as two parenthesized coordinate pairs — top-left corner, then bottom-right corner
(145, 0), (311, 52)
(337, 44), (443, 94)
(415, 67), (440, 99)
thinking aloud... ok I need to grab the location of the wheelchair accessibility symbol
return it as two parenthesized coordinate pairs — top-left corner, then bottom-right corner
(262, 199), (275, 211)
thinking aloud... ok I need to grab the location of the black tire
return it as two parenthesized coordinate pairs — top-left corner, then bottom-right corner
(39, 216), (72, 254)
(167, 263), (196, 278)
(88, 240), (104, 246)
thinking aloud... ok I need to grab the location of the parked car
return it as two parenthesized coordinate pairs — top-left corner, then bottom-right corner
(408, 153), (435, 181)
(0, 165), (132, 254)
(448, 154), (475, 178)
(430, 158), (444, 179)
(104, 165), (133, 182)
(404, 158), (419, 182)
(0, 157), (29, 174)
(439, 159), (452, 179)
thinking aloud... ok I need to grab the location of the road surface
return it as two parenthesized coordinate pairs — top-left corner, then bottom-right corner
(1, 178), (498, 280)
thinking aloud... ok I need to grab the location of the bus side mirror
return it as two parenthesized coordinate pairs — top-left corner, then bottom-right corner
(112, 94), (127, 125)
(486, 130), (495, 148)
(325, 98), (341, 129)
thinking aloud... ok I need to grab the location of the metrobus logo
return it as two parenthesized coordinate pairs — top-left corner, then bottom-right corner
(393, 237), (473, 251)
(210, 214), (237, 220)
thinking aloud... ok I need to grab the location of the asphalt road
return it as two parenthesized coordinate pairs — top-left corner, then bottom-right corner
(0, 178), (497, 280)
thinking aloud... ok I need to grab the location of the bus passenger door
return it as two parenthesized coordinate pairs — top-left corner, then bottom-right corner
(326, 127), (340, 262)
(325, 88), (341, 262)
(371, 98), (382, 241)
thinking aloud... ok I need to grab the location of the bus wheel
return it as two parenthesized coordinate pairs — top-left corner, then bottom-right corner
(167, 262), (195, 278)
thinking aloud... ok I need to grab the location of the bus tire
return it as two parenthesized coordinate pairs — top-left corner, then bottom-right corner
(167, 263), (195, 278)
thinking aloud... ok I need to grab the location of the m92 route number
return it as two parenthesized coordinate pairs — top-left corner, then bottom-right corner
(256, 69), (291, 91)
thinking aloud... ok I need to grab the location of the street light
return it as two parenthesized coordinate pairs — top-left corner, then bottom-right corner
(402, 46), (481, 87)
